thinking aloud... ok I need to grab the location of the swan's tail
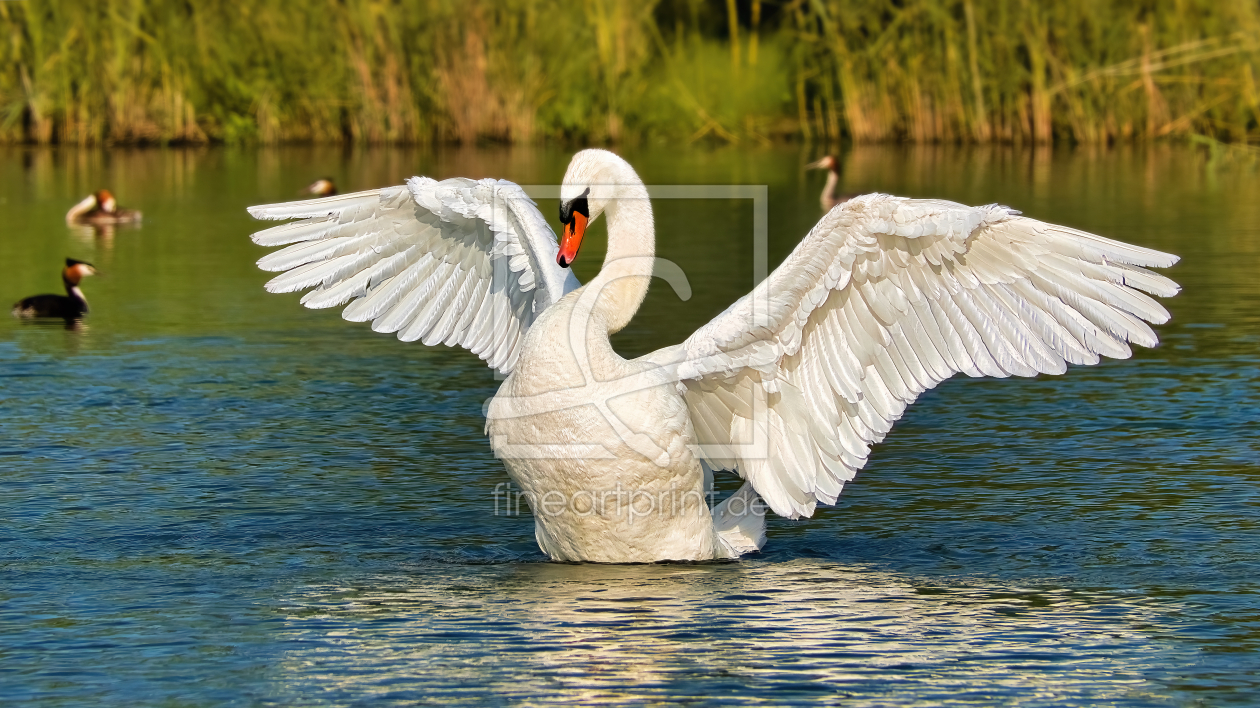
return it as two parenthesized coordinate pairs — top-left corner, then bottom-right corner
(713, 482), (767, 558)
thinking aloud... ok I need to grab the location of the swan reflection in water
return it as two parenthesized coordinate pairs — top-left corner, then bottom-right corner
(268, 560), (1181, 702)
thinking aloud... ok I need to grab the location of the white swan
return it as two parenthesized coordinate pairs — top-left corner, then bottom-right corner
(247, 149), (1180, 563)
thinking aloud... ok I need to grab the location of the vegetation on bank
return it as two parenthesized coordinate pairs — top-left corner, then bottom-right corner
(2, 0), (1258, 146)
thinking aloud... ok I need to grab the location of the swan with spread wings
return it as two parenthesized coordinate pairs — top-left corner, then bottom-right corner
(248, 149), (1179, 563)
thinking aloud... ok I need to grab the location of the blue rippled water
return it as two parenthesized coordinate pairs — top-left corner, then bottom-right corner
(1, 145), (1257, 705)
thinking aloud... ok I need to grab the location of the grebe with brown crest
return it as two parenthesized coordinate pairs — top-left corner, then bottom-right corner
(806, 155), (857, 211)
(66, 190), (142, 225)
(12, 259), (98, 320)
(303, 178), (337, 197)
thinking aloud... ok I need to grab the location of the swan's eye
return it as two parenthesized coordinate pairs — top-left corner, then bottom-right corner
(559, 188), (591, 225)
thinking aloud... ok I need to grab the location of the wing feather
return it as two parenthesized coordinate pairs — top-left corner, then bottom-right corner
(644, 194), (1179, 518)
(248, 178), (581, 374)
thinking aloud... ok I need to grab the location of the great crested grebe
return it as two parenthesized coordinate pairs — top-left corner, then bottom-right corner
(303, 178), (337, 197)
(12, 259), (98, 320)
(805, 155), (856, 211)
(66, 189), (142, 225)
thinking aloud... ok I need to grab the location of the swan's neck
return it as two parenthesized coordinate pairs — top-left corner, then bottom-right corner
(589, 181), (654, 335)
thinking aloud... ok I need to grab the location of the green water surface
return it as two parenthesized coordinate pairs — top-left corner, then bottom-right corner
(1, 144), (1258, 706)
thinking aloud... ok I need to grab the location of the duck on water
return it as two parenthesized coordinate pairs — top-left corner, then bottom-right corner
(303, 178), (337, 197)
(12, 259), (98, 320)
(806, 155), (857, 211)
(66, 190), (142, 225)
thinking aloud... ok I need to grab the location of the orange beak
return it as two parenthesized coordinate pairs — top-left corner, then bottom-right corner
(557, 212), (587, 268)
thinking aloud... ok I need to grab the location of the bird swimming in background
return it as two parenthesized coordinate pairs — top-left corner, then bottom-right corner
(806, 155), (855, 211)
(12, 259), (98, 320)
(303, 178), (337, 197)
(247, 149), (1179, 563)
(65, 189), (142, 225)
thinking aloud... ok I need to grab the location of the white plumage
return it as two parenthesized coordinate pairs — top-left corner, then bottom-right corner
(645, 195), (1177, 519)
(248, 150), (1179, 562)
(250, 177), (580, 375)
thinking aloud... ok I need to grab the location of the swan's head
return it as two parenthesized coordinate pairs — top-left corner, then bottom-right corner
(63, 258), (97, 284)
(557, 149), (637, 268)
(94, 190), (117, 214)
(805, 155), (838, 173)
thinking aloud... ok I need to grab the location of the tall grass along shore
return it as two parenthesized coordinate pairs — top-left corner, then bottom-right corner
(2, 0), (1258, 146)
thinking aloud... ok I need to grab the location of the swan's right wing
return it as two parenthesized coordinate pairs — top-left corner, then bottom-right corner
(248, 177), (580, 375)
(644, 194), (1179, 519)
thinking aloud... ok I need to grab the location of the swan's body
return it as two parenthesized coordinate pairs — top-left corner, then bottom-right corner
(248, 149), (1180, 563)
(66, 190), (141, 225)
(484, 161), (757, 560)
(12, 259), (97, 319)
(496, 303), (727, 561)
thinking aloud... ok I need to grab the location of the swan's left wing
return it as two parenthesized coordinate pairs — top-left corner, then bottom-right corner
(248, 177), (580, 375)
(644, 194), (1179, 519)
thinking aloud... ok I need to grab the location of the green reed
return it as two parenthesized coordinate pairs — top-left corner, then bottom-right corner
(1, 0), (1256, 145)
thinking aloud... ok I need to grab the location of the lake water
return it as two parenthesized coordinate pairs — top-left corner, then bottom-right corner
(1, 144), (1257, 706)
